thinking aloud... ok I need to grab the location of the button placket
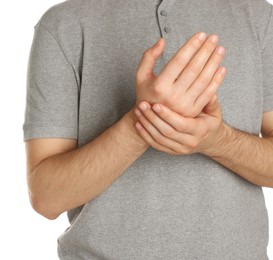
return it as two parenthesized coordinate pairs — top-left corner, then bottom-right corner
(157, 0), (180, 54)
(157, 8), (169, 37)
(160, 10), (167, 16)
(164, 26), (171, 33)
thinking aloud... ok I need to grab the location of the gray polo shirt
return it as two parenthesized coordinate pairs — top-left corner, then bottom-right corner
(23, 0), (273, 259)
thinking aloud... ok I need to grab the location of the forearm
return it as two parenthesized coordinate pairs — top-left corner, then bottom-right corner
(29, 106), (149, 219)
(203, 123), (273, 188)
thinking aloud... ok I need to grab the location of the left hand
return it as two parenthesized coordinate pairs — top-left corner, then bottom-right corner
(134, 94), (226, 155)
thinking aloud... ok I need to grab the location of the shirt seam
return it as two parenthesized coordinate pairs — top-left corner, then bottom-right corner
(37, 22), (80, 89)
(261, 4), (273, 52)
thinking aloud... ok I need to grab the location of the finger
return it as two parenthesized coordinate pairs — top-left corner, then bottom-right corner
(210, 94), (218, 107)
(136, 103), (178, 136)
(194, 66), (226, 112)
(135, 108), (184, 151)
(135, 122), (179, 156)
(136, 104), (199, 148)
(136, 38), (165, 86)
(186, 45), (225, 101)
(174, 34), (219, 91)
(202, 94), (217, 112)
(150, 103), (199, 135)
(203, 94), (222, 117)
(157, 31), (207, 85)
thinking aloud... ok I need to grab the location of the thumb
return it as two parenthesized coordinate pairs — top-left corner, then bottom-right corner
(203, 94), (221, 116)
(136, 38), (165, 85)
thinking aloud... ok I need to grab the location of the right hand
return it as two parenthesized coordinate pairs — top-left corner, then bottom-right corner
(134, 32), (227, 117)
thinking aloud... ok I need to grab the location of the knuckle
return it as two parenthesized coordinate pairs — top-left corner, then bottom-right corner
(141, 134), (151, 146)
(143, 49), (151, 57)
(185, 111), (194, 117)
(210, 55), (222, 67)
(213, 63), (222, 73)
(177, 124), (185, 132)
(198, 125), (208, 138)
(157, 138), (167, 147)
(203, 42), (214, 54)
(151, 138), (162, 149)
(181, 110), (191, 117)
(152, 133), (161, 143)
(162, 127), (174, 138)
(152, 80), (163, 94)
(192, 37), (203, 48)
(180, 100), (189, 110)
(154, 134), (168, 147)
(202, 95), (211, 105)
(181, 147), (191, 155)
(188, 139), (198, 149)
(143, 50), (153, 61)
(173, 54), (188, 67)
(187, 111), (196, 118)
(179, 105), (187, 115)
(188, 62), (200, 75)
(216, 67), (226, 78)
(215, 59), (224, 69)
(180, 101), (193, 116)
(168, 93), (178, 106)
(213, 74), (222, 85)
(198, 75), (210, 86)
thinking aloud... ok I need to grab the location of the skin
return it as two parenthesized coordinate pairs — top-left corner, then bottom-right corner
(135, 32), (226, 117)
(25, 32), (227, 219)
(26, 109), (148, 220)
(133, 93), (273, 188)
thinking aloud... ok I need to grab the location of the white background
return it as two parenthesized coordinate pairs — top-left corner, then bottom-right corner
(1, 0), (273, 259)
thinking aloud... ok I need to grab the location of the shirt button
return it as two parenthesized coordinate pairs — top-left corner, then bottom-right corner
(160, 10), (167, 16)
(164, 26), (171, 33)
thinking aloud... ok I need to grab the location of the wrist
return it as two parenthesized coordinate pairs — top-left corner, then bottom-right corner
(121, 106), (150, 150)
(201, 122), (231, 158)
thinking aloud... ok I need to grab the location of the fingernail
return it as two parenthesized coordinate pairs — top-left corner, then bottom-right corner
(153, 105), (161, 113)
(217, 46), (225, 55)
(198, 32), (206, 41)
(135, 109), (142, 117)
(139, 103), (147, 111)
(136, 122), (142, 129)
(211, 35), (219, 43)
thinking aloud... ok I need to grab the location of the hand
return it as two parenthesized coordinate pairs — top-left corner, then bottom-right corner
(133, 95), (226, 156)
(134, 32), (226, 117)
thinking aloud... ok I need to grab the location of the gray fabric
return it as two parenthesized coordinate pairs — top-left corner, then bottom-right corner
(23, 0), (273, 259)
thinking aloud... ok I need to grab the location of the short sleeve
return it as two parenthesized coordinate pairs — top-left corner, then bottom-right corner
(23, 22), (79, 141)
(262, 4), (273, 113)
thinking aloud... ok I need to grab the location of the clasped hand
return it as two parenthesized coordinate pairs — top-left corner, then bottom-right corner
(133, 32), (227, 155)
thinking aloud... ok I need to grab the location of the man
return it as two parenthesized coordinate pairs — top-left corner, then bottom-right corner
(23, 0), (273, 259)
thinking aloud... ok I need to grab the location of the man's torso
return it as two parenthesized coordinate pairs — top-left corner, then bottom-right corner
(36, 0), (270, 259)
